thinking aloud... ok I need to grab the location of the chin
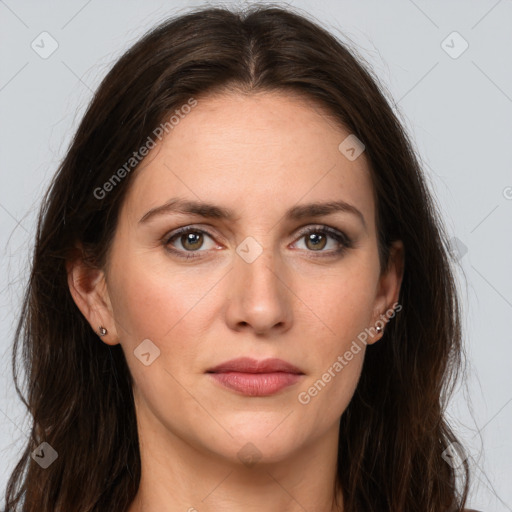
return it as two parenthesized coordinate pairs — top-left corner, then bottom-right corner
(220, 418), (306, 461)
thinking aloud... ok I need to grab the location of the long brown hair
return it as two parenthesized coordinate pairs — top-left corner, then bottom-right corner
(4, 4), (471, 511)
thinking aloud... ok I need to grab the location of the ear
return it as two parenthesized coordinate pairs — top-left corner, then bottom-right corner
(367, 239), (404, 344)
(66, 246), (119, 346)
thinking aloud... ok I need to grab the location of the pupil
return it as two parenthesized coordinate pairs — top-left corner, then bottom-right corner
(307, 233), (326, 250)
(183, 232), (202, 250)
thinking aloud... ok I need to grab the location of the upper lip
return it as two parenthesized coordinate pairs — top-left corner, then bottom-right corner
(207, 357), (304, 374)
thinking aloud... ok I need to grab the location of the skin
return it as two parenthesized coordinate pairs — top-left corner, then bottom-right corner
(68, 90), (404, 512)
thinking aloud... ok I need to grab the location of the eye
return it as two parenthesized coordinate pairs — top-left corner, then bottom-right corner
(292, 225), (352, 257)
(164, 227), (219, 259)
(163, 224), (353, 261)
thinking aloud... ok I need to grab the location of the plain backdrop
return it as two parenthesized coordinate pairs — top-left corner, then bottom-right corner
(1, 0), (511, 510)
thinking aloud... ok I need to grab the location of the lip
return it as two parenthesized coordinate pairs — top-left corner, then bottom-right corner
(206, 357), (304, 397)
(207, 357), (303, 374)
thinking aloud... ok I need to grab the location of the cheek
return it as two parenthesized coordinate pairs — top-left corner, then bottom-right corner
(295, 341), (365, 435)
(297, 263), (377, 344)
(108, 259), (219, 433)
(293, 262), (376, 411)
(108, 252), (218, 346)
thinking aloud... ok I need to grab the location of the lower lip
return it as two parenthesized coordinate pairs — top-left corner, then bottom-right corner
(208, 372), (303, 396)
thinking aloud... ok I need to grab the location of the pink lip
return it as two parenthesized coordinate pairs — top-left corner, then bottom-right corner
(206, 357), (304, 397)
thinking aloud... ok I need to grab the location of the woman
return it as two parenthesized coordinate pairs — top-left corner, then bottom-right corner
(4, 4), (479, 511)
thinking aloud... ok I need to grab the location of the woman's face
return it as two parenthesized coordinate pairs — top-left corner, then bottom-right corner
(79, 91), (402, 467)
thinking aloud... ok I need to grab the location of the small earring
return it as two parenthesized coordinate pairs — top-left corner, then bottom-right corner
(376, 325), (383, 333)
(98, 326), (108, 336)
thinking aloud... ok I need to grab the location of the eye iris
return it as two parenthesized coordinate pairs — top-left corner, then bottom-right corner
(305, 232), (327, 251)
(182, 232), (203, 250)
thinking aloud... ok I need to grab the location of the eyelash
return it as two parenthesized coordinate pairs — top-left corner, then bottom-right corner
(163, 225), (353, 261)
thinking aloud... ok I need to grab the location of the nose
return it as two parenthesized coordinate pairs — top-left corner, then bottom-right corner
(224, 244), (293, 336)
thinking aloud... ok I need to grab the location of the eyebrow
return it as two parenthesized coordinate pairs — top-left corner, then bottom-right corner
(138, 197), (367, 231)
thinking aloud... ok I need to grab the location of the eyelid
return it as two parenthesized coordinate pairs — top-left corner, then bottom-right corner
(164, 223), (348, 241)
(293, 223), (349, 241)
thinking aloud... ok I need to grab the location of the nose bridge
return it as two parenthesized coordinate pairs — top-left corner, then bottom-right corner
(239, 243), (280, 293)
(228, 237), (292, 333)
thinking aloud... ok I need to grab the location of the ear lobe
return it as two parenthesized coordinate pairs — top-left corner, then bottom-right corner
(368, 240), (405, 344)
(66, 252), (119, 346)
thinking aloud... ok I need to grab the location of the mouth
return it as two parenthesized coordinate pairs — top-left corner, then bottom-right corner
(206, 357), (305, 397)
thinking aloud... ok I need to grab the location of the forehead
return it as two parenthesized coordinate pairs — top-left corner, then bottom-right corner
(121, 91), (375, 231)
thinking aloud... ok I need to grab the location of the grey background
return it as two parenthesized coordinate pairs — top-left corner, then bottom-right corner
(1, 0), (511, 509)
